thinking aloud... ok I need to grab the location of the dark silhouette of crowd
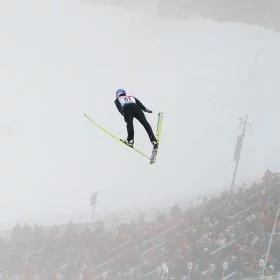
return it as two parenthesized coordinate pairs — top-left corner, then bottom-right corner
(0, 170), (279, 280)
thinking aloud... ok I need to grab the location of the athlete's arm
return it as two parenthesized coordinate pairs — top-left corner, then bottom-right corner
(135, 98), (152, 113)
(114, 99), (123, 115)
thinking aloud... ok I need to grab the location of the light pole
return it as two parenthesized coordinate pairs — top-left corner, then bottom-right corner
(231, 115), (250, 191)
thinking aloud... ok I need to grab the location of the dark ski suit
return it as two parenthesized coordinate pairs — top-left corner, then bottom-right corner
(115, 95), (156, 143)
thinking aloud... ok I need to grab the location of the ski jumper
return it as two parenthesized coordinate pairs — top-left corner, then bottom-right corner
(115, 96), (157, 143)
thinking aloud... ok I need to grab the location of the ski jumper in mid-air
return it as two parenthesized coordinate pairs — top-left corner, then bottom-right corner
(114, 89), (158, 149)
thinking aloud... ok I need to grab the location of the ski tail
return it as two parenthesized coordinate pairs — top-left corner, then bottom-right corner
(84, 113), (121, 143)
(156, 112), (164, 143)
(150, 112), (164, 165)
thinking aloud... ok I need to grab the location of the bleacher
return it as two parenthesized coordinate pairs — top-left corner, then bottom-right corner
(0, 171), (279, 279)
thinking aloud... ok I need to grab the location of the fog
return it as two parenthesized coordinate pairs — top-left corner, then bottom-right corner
(1, 0), (280, 230)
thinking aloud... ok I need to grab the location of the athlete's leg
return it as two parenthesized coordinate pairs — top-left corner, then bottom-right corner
(123, 106), (134, 141)
(135, 109), (157, 143)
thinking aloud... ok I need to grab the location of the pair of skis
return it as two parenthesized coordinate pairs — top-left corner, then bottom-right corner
(84, 112), (164, 165)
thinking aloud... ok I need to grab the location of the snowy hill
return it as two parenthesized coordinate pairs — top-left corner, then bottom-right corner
(88, 0), (280, 32)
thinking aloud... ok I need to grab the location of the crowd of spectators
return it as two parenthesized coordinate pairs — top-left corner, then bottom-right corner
(0, 170), (280, 280)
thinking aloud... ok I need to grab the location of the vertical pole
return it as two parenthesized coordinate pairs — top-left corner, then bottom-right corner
(92, 201), (97, 224)
(261, 207), (280, 279)
(231, 160), (240, 192)
(91, 192), (98, 226)
(230, 115), (248, 191)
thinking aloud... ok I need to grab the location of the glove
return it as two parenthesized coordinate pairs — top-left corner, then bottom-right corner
(144, 109), (153, 113)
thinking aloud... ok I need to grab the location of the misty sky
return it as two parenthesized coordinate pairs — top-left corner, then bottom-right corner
(1, 0), (280, 229)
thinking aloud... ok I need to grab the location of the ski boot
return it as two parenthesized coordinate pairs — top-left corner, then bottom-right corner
(121, 139), (134, 148)
(152, 140), (158, 150)
(127, 140), (134, 148)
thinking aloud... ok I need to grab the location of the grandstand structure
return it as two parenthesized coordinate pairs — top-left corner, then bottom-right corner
(0, 171), (279, 279)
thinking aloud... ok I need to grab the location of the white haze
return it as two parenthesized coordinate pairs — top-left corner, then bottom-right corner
(0, 0), (280, 229)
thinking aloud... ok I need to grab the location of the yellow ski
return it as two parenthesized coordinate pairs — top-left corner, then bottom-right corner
(150, 112), (164, 165)
(84, 113), (150, 161)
